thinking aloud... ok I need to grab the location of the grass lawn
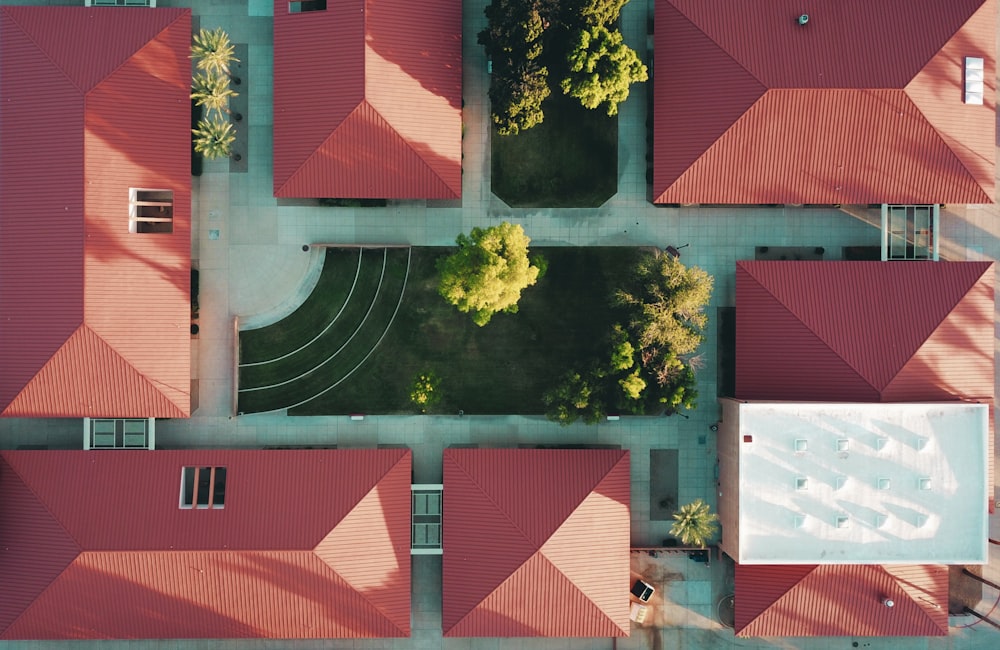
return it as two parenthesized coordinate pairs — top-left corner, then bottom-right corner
(290, 247), (641, 416)
(238, 248), (409, 413)
(240, 248), (361, 364)
(491, 92), (618, 208)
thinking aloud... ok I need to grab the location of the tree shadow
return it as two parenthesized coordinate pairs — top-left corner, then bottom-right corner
(363, 0), (463, 112)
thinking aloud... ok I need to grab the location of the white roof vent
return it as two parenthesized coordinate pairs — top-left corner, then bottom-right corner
(965, 57), (985, 105)
(797, 14), (809, 26)
(794, 438), (808, 452)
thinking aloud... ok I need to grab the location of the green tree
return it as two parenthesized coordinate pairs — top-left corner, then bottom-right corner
(670, 499), (719, 548)
(192, 117), (235, 160)
(619, 370), (645, 401)
(191, 73), (238, 118)
(560, 25), (647, 115)
(489, 62), (551, 136)
(543, 369), (605, 425)
(616, 250), (714, 356)
(571, 0), (627, 25)
(479, 0), (554, 135)
(409, 371), (442, 413)
(190, 27), (239, 76)
(609, 323), (635, 371)
(437, 222), (543, 326)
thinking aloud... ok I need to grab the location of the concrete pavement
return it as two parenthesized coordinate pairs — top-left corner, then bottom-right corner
(2, 0), (1000, 648)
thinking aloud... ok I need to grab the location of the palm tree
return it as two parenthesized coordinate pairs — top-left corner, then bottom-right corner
(670, 499), (719, 548)
(192, 117), (236, 160)
(191, 73), (238, 118)
(190, 27), (239, 77)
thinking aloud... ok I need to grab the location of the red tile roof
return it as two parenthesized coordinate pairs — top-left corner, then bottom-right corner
(0, 449), (411, 639)
(736, 261), (995, 402)
(273, 0), (462, 199)
(654, 0), (996, 204)
(735, 564), (948, 637)
(0, 7), (191, 418)
(442, 449), (630, 637)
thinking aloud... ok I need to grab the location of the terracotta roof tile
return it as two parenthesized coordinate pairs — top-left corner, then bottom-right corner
(736, 261), (995, 401)
(273, 0), (461, 199)
(735, 564), (948, 637)
(655, 0), (995, 204)
(0, 450), (411, 639)
(442, 449), (630, 637)
(0, 7), (191, 417)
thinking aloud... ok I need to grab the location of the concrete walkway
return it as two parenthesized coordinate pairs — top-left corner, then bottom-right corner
(1, 0), (1000, 649)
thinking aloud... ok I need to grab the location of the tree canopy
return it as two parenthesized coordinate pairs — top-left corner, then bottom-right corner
(544, 251), (711, 424)
(561, 25), (648, 115)
(616, 251), (714, 355)
(489, 62), (551, 136)
(192, 117), (236, 160)
(437, 222), (544, 326)
(480, 0), (646, 133)
(670, 499), (719, 548)
(190, 27), (239, 76)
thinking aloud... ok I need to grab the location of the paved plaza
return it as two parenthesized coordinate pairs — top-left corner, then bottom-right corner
(2, 0), (1000, 648)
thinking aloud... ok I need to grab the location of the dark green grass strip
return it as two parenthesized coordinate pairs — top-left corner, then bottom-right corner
(491, 92), (618, 208)
(291, 247), (639, 416)
(238, 248), (410, 414)
(239, 249), (360, 364)
(239, 249), (387, 389)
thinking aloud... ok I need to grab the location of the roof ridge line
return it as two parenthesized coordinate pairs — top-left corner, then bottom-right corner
(85, 10), (189, 99)
(311, 453), (411, 635)
(80, 325), (188, 416)
(883, 566), (947, 633)
(0, 7), (86, 95)
(363, 97), (460, 198)
(538, 451), (629, 551)
(738, 565), (818, 634)
(670, 3), (769, 88)
(884, 566), (949, 632)
(315, 446), (408, 541)
(0, 455), (83, 636)
(904, 0), (990, 87)
(659, 90), (768, 201)
(442, 452), (540, 629)
(275, 100), (366, 196)
(447, 453), (537, 549)
(534, 551), (627, 634)
(899, 90), (992, 203)
(740, 264), (883, 395)
(881, 261), (991, 391)
(447, 550), (626, 636)
(0, 455), (85, 551)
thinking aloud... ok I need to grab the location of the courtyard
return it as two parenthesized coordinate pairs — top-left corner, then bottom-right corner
(1, 0), (1000, 648)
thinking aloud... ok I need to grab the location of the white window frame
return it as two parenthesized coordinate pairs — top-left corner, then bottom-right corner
(86, 0), (157, 6)
(129, 188), (173, 234)
(881, 204), (939, 261)
(83, 417), (155, 450)
(411, 484), (443, 555)
(179, 466), (227, 510)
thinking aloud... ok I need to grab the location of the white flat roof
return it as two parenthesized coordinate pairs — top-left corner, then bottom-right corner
(736, 402), (989, 565)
